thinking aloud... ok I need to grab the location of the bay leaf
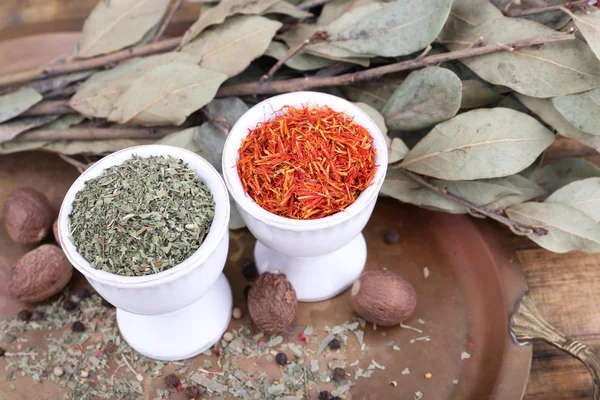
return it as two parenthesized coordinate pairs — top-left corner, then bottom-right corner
(342, 73), (406, 111)
(484, 174), (546, 210)
(440, 17), (600, 98)
(563, 8), (600, 61)
(0, 138), (154, 155)
(29, 71), (94, 94)
(324, 0), (452, 57)
(354, 101), (408, 163)
(318, 0), (382, 25)
(76, 0), (170, 58)
(0, 88), (42, 124)
(491, 0), (571, 30)
(546, 178), (600, 222)
(438, 0), (503, 45)
(400, 108), (555, 180)
(0, 116), (57, 144)
(204, 97), (249, 129)
(506, 202), (600, 253)
(180, 0), (280, 47)
(515, 93), (600, 153)
(381, 67), (462, 131)
(70, 53), (198, 118)
(552, 89), (600, 136)
(109, 63), (227, 126)
(279, 24), (371, 66)
(182, 15), (281, 78)
(460, 80), (502, 109)
(264, 41), (335, 71)
(262, 1), (313, 19)
(40, 114), (87, 130)
(528, 157), (600, 193)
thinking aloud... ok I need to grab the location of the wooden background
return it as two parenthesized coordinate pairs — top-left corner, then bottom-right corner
(2, 1), (600, 398)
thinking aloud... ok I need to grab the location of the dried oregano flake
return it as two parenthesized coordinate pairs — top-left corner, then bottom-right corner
(69, 155), (215, 276)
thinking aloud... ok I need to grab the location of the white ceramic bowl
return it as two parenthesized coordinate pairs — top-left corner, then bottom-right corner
(57, 144), (232, 360)
(222, 92), (388, 301)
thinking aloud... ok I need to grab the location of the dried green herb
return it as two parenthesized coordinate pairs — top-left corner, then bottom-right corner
(69, 155), (215, 276)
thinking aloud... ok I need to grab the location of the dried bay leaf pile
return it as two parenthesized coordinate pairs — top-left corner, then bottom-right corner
(1, 0), (600, 251)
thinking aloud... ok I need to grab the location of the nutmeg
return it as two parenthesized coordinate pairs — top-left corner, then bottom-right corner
(6, 244), (73, 303)
(52, 219), (59, 244)
(248, 272), (297, 335)
(351, 270), (416, 326)
(3, 188), (53, 244)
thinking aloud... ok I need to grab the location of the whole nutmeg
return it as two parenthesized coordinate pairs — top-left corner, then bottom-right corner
(351, 270), (416, 326)
(3, 188), (53, 244)
(248, 272), (297, 335)
(6, 244), (73, 303)
(53, 219), (59, 244)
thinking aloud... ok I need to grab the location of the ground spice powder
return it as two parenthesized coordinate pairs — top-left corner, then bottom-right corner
(237, 105), (377, 220)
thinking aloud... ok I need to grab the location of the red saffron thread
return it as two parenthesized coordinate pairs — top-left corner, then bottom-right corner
(237, 105), (376, 220)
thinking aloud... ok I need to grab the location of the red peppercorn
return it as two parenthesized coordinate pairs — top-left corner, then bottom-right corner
(93, 349), (102, 357)
(214, 349), (221, 357)
(176, 382), (184, 392)
(298, 333), (307, 342)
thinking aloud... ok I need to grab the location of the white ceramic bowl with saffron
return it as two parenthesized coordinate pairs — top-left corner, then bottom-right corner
(222, 92), (388, 302)
(57, 144), (232, 361)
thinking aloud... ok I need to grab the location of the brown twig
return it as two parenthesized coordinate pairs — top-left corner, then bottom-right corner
(151, 0), (184, 43)
(43, 85), (79, 99)
(400, 169), (548, 237)
(0, 37), (181, 89)
(14, 127), (176, 142)
(297, 0), (331, 10)
(217, 32), (574, 97)
(260, 31), (329, 82)
(504, 0), (591, 17)
(57, 153), (89, 174)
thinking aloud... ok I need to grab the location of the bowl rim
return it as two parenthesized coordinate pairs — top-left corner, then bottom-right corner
(57, 144), (230, 288)
(222, 91), (388, 231)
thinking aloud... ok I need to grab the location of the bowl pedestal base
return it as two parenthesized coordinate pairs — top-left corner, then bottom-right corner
(254, 233), (367, 302)
(116, 273), (232, 361)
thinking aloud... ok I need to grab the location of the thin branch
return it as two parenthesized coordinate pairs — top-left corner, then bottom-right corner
(260, 31), (328, 83)
(14, 127), (176, 142)
(217, 32), (574, 97)
(151, 0), (184, 43)
(298, 0), (331, 10)
(0, 37), (181, 89)
(44, 85), (78, 99)
(57, 154), (88, 174)
(504, 0), (591, 17)
(400, 169), (548, 237)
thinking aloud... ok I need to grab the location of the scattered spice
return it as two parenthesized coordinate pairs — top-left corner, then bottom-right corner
(77, 288), (90, 299)
(52, 366), (64, 377)
(298, 332), (307, 342)
(384, 230), (400, 244)
(329, 338), (341, 350)
(223, 332), (234, 342)
(461, 351), (471, 360)
(242, 258), (258, 280)
(105, 341), (117, 354)
(71, 321), (85, 332)
(318, 390), (330, 400)
(275, 352), (288, 366)
(423, 267), (430, 279)
(17, 310), (32, 322)
(184, 385), (200, 399)
(237, 105), (377, 220)
(176, 382), (184, 392)
(415, 391), (424, 400)
(62, 300), (77, 311)
(402, 368), (411, 375)
(164, 373), (180, 388)
(332, 367), (346, 382)
(232, 307), (242, 320)
(391, 380), (397, 387)
(31, 311), (45, 321)
(425, 372), (432, 379)
(453, 379), (459, 385)
(0, 348), (5, 357)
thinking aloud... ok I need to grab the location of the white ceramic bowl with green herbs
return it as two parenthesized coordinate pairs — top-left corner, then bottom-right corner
(223, 92), (388, 302)
(57, 144), (232, 361)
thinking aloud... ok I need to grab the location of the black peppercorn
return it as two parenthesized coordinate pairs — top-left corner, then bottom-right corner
(275, 352), (288, 366)
(0, 347), (5, 357)
(184, 385), (200, 399)
(78, 288), (91, 300)
(105, 341), (118, 354)
(101, 298), (114, 308)
(164, 373), (180, 388)
(63, 300), (77, 311)
(243, 285), (251, 301)
(329, 338), (341, 350)
(242, 258), (258, 280)
(318, 391), (330, 400)
(331, 397), (341, 400)
(31, 311), (45, 321)
(72, 321), (85, 332)
(383, 230), (400, 244)
(332, 367), (345, 382)
(17, 309), (32, 322)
